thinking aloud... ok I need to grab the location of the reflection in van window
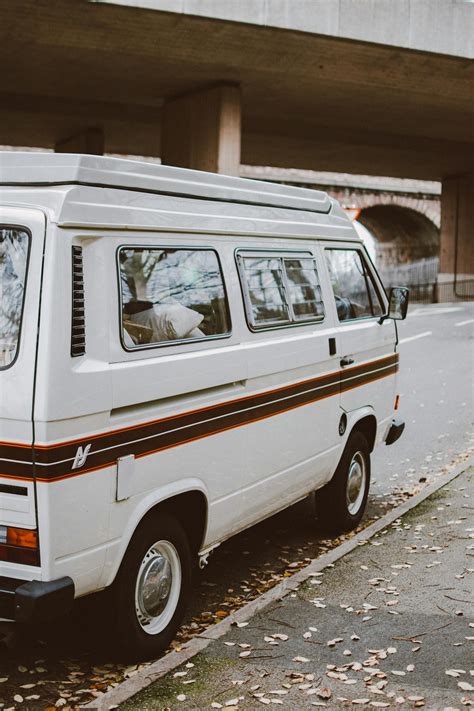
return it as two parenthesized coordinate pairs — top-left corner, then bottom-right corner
(239, 254), (324, 329)
(119, 248), (230, 347)
(241, 257), (290, 325)
(284, 258), (325, 320)
(0, 228), (29, 368)
(325, 249), (383, 321)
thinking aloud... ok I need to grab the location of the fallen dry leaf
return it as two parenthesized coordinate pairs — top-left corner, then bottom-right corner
(316, 687), (332, 699)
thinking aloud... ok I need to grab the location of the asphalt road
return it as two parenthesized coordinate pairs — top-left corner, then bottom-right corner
(0, 302), (472, 708)
(372, 301), (474, 496)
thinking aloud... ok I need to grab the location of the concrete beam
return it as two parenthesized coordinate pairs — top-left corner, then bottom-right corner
(0, 93), (162, 156)
(440, 173), (474, 278)
(242, 130), (474, 182)
(1, 2), (473, 179)
(55, 126), (105, 155)
(161, 84), (241, 175)
(97, 0), (474, 60)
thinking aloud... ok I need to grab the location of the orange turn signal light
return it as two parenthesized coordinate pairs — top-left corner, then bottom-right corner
(394, 395), (400, 411)
(6, 526), (38, 549)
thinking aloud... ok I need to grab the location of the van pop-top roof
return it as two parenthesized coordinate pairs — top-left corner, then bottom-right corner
(0, 153), (332, 214)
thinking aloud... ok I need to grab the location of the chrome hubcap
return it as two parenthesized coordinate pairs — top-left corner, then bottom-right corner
(346, 451), (366, 515)
(135, 540), (181, 635)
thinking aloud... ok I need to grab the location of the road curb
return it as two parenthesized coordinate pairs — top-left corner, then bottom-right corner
(83, 454), (473, 710)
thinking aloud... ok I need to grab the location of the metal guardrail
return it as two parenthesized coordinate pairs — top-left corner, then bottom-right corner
(379, 257), (439, 288)
(403, 279), (474, 304)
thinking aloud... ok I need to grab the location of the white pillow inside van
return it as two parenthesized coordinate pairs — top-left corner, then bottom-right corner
(130, 304), (204, 342)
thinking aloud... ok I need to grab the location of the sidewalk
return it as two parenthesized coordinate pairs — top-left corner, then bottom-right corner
(122, 469), (474, 711)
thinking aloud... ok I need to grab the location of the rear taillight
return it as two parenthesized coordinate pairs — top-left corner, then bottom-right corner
(0, 525), (40, 566)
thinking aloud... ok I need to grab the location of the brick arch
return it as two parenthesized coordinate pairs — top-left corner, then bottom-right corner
(327, 187), (440, 229)
(350, 193), (440, 228)
(357, 204), (439, 268)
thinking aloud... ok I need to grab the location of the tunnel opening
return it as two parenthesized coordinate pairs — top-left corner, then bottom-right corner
(357, 204), (440, 270)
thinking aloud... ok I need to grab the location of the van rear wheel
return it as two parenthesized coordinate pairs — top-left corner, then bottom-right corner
(315, 431), (370, 534)
(109, 513), (191, 661)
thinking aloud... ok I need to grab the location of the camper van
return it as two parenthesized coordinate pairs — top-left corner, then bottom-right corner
(0, 153), (407, 659)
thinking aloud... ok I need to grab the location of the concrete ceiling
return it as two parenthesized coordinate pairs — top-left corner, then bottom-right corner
(1, 0), (473, 179)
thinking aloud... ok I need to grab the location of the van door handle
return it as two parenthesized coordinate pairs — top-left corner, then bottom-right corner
(340, 356), (354, 367)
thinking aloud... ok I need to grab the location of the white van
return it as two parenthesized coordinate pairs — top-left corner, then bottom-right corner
(0, 153), (407, 659)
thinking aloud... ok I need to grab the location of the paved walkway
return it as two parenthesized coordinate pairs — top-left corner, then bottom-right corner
(123, 469), (474, 710)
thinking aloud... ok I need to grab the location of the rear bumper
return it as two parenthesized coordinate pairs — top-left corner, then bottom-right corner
(385, 418), (405, 446)
(0, 575), (74, 623)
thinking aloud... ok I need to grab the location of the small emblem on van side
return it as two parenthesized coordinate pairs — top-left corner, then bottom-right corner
(72, 444), (92, 469)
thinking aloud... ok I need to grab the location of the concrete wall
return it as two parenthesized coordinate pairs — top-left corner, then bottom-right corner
(96, 0), (474, 59)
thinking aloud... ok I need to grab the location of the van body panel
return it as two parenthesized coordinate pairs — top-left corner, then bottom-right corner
(240, 326), (342, 523)
(0, 185), (355, 242)
(0, 152), (333, 214)
(0, 155), (404, 622)
(320, 241), (398, 435)
(0, 208), (45, 553)
(33, 228), (112, 423)
(35, 470), (114, 594)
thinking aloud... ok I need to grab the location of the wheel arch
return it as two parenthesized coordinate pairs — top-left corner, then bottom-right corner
(104, 481), (209, 588)
(349, 412), (377, 452)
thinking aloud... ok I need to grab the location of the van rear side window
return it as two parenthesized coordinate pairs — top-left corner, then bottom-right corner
(118, 247), (231, 349)
(0, 228), (29, 368)
(238, 254), (325, 330)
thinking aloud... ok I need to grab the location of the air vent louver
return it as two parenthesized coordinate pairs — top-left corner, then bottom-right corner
(71, 246), (85, 357)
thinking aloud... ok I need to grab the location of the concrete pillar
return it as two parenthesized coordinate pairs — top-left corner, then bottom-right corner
(440, 174), (474, 277)
(55, 126), (104, 154)
(439, 173), (474, 300)
(161, 83), (241, 175)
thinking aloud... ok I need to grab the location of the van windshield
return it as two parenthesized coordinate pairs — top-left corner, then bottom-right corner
(0, 228), (29, 368)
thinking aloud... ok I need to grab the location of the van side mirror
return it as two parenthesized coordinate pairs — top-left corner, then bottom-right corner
(379, 287), (409, 323)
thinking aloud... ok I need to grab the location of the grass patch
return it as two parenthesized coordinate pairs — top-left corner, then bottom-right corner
(121, 654), (238, 709)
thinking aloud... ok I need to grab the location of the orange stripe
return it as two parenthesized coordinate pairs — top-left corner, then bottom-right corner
(12, 353), (399, 453)
(0, 441), (31, 449)
(0, 473), (34, 483)
(28, 362), (398, 485)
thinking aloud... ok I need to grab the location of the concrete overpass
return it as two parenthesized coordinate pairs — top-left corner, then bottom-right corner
(0, 0), (473, 279)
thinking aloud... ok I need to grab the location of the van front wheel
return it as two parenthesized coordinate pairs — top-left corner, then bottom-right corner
(315, 431), (370, 534)
(110, 513), (191, 661)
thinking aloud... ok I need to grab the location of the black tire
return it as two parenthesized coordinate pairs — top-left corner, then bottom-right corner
(315, 431), (370, 534)
(108, 513), (191, 662)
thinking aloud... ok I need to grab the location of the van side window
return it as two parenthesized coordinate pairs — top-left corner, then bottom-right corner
(240, 256), (290, 326)
(325, 248), (383, 321)
(238, 254), (324, 329)
(0, 228), (29, 369)
(284, 258), (325, 321)
(119, 247), (230, 348)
